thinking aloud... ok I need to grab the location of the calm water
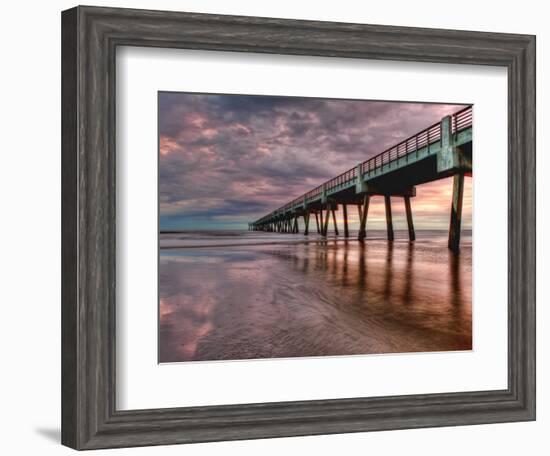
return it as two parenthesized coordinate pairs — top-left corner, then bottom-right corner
(159, 230), (472, 363)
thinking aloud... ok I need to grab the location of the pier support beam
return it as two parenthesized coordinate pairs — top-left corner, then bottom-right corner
(404, 196), (415, 241)
(322, 206), (330, 237)
(384, 196), (394, 241)
(331, 208), (339, 235)
(304, 211), (310, 235)
(315, 212), (320, 234)
(358, 195), (370, 241)
(448, 172), (464, 252)
(343, 204), (349, 238)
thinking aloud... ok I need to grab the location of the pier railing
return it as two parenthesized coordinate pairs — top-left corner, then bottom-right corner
(255, 105), (472, 223)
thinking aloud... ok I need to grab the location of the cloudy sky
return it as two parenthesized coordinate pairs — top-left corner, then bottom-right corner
(159, 92), (472, 231)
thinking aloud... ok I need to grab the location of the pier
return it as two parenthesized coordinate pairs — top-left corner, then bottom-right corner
(249, 106), (472, 252)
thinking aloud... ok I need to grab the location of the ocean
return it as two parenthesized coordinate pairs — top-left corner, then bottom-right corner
(159, 230), (472, 363)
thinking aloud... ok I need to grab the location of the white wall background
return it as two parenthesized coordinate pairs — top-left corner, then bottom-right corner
(0, 1), (546, 454)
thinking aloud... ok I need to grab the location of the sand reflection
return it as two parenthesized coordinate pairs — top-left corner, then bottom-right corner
(159, 235), (472, 362)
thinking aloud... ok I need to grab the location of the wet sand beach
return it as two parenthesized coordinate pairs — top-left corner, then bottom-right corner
(159, 230), (471, 363)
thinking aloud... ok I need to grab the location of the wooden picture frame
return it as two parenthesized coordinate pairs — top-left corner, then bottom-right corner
(61, 5), (536, 450)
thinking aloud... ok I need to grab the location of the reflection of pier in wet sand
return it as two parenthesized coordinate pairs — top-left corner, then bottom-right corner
(159, 232), (471, 363)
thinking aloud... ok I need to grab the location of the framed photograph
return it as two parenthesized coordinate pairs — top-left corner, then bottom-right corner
(61, 5), (535, 450)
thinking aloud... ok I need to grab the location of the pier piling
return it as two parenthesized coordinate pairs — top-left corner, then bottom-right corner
(384, 196), (394, 241)
(331, 208), (339, 235)
(358, 195), (370, 241)
(404, 196), (415, 241)
(343, 204), (349, 238)
(448, 172), (464, 252)
(323, 206), (330, 237)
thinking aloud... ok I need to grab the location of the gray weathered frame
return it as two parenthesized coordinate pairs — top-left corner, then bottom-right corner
(61, 5), (536, 450)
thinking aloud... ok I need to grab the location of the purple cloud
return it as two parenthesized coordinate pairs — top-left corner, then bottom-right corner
(159, 92), (469, 230)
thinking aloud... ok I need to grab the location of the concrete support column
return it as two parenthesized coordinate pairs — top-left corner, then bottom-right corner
(304, 212), (310, 235)
(384, 196), (394, 241)
(358, 194), (370, 241)
(448, 172), (464, 252)
(315, 212), (320, 234)
(343, 204), (349, 238)
(322, 206), (330, 237)
(331, 208), (339, 235)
